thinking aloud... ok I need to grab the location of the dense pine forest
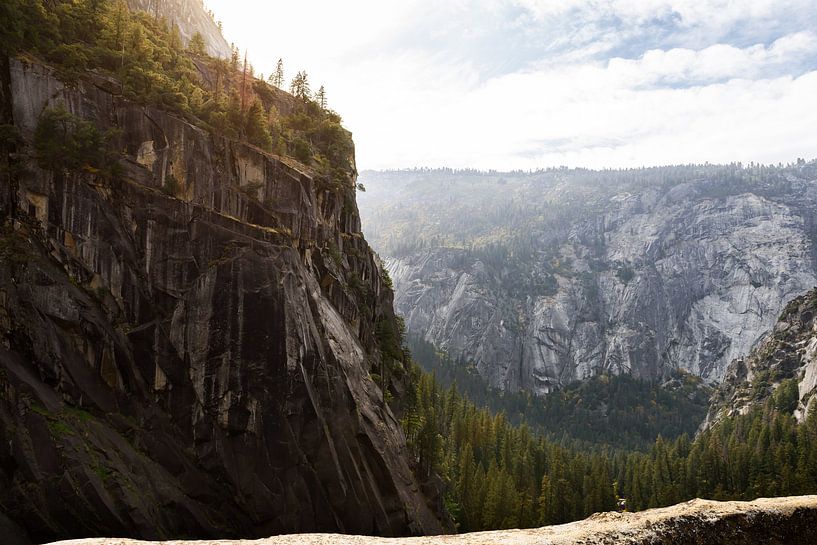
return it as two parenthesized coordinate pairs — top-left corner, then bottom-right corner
(401, 364), (817, 532)
(409, 337), (711, 450)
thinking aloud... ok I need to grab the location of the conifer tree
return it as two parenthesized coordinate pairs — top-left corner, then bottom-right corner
(245, 99), (272, 150)
(290, 71), (311, 100)
(188, 31), (206, 55)
(230, 43), (239, 69)
(315, 85), (327, 109)
(272, 58), (285, 88)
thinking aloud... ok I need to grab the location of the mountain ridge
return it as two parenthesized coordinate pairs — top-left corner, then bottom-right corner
(705, 286), (817, 428)
(358, 166), (817, 393)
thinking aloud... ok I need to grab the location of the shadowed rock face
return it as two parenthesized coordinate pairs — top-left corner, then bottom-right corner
(39, 496), (817, 545)
(358, 170), (817, 394)
(0, 58), (444, 542)
(125, 0), (232, 58)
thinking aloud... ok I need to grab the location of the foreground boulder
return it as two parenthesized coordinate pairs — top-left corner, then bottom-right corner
(44, 495), (817, 545)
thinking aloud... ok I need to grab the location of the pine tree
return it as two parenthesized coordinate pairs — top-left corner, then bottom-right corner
(239, 50), (249, 111)
(272, 58), (284, 88)
(245, 99), (272, 151)
(290, 71), (311, 100)
(315, 85), (327, 109)
(188, 31), (206, 55)
(229, 43), (239, 70)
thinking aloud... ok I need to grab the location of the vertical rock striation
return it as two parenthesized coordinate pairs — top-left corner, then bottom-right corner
(0, 58), (443, 542)
(359, 170), (817, 394)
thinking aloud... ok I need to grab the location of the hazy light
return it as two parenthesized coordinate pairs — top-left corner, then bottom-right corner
(206, 0), (817, 170)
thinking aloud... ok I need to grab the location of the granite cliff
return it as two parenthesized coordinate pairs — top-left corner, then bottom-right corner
(0, 15), (444, 545)
(358, 168), (817, 394)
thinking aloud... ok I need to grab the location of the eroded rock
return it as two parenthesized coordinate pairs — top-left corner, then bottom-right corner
(0, 57), (444, 541)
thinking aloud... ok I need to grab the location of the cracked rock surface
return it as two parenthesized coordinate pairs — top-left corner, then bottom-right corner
(0, 57), (443, 542)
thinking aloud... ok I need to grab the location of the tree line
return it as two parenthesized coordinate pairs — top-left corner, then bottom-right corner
(2, 0), (353, 187)
(408, 337), (711, 451)
(401, 365), (817, 532)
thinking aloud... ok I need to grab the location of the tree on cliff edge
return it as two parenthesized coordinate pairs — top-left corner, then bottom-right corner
(315, 85), (327, 109)
(290, 71), (311, 100)
(188, 31), (206, 55)
(271, 58), (285, 88)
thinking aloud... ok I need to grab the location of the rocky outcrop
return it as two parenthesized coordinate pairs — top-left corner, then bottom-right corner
(705, 288), (817, 427)
(359, 170), (817, 393)
(41, 495), (817, 545)
(125, 0), (232, 58)
(0, 58), (444, 542)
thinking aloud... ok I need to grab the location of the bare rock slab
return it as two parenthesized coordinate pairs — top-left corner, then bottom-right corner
(45, 495), (817, 545)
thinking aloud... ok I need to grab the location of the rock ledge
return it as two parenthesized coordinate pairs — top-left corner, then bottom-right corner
(46, 495), (817, 545)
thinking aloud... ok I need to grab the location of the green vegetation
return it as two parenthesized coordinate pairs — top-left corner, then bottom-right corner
(269, 58), (285, 88)
(8, 0), (354, 183)
(409, 337), (710, 451)
(92, 462), (113, 482)
(616, 265), (635, 283)
(402, 362), (817, 532)
(279, 99), (355, 188)
(360, 163), (813, 283)
(162, 173), (181, 197)
(0, 225), (39, 265)
(34, 106), (121, 176)
(187, 31), (206, 56)
(47, 419), (74, 437)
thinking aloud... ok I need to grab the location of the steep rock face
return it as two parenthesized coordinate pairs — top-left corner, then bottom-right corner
(360, 170), (817, 393)
(705, 288), (817, 427)
(126, 0), (232, 58)
(0, 59), (443, 542)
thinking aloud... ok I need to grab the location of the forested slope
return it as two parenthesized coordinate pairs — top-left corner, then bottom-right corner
(359, 166), (817, 391)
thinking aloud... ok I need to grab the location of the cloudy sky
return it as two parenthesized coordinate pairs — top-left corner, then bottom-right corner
(207, 0), (817, 171)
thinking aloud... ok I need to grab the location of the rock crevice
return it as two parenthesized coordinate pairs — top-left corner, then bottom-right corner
(0, 58), (443, 542)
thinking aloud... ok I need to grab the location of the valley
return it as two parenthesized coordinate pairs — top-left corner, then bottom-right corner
(2, 0), (817, 543)
(359, 167), (817, 391)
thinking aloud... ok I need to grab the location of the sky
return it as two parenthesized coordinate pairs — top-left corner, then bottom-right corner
(206, 0), (817, 171)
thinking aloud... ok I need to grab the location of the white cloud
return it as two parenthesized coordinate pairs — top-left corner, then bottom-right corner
(204, 0), (817, 170)
(344, 32), (817, 170)
(606, 32), (817, 86)
(513, 0), (811, 27)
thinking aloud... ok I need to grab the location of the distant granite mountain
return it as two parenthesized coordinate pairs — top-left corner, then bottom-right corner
(127, 0), (231, 57)
(358, 164), (817, 393)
